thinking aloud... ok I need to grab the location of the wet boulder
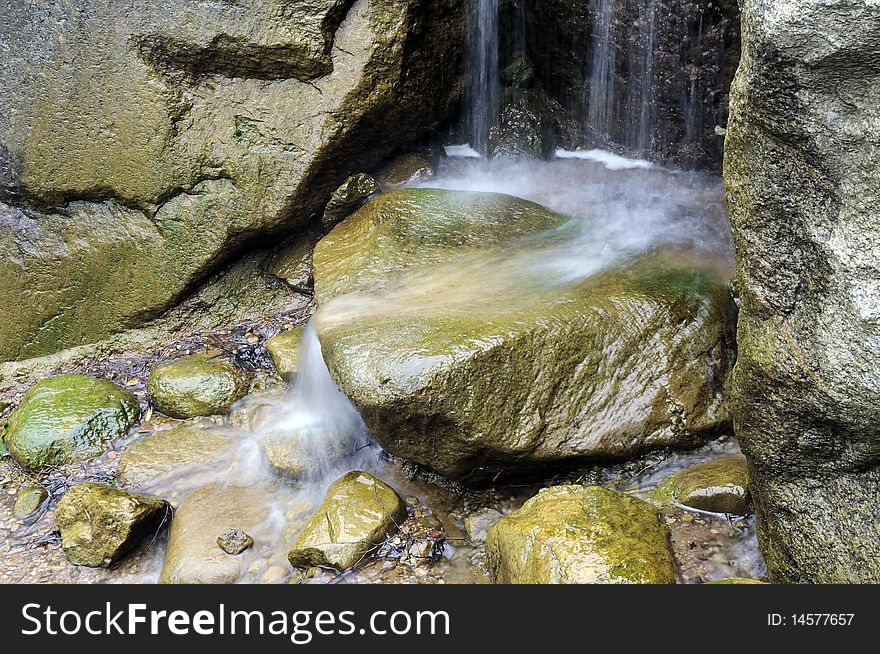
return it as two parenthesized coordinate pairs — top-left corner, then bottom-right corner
(116, 422), (237, 491)
(651, 454), (751, 514)
(265, 328), (305, 380)
(288, 471), (406, 571)
(313, 188), (736, 481)
(160, 483), (272, 584)
(487, 89), (560, 159)
(55, 483), (171, 568)
(4, 374), (139, 470)
(269, 235), (319, 294)
(322, 174), (382, 230)
(148, 352), (250, 419)
(486, 485), (676, 584)
(376, 153), (435, 187)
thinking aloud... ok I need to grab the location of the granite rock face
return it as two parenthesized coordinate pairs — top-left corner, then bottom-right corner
(725, 0), (880, 582)
(0, 0), (465, 362)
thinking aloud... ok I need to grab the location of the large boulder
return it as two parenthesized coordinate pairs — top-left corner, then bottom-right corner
(313, 188), (736, 481)
(0, 0), (465, 363)
(288, 470), (406, 571)
(55, 483), (171, 568)
(4, 374), (139, 470)
(486, 485), (676, 584)
(724, 0), (880, 582)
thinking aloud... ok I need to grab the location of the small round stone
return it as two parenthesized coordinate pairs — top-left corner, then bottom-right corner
(217, 529), (254, 555)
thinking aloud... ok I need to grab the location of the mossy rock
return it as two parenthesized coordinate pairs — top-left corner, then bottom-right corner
(148, 352), (250, 419)
(265, 327), (305, 380)
(313, 188), (736, 481)
(12, 486), (49, 521)
(652, 454), (751, 514)
(55, 483), (170, 568)
(116, 422), (237, 491)
(4, 374), (139, 470)
(288, 471), (406, 571)
(486, 485), (676, 584)
(270, 235), (318, 293)
(160, 483), (272, 584)
(376, 153), (435, 187)
(322, 174), (381, 230)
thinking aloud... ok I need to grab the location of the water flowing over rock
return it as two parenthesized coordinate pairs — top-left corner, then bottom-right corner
(148, 352), (251, 419)
(725, 0), (880, 583)
(313, 188), (736, 481)
(4, 374), (140, 470)
(0, 0), (465, 363)
(486, 485), (676, 583)
(56, 483), (171, 568)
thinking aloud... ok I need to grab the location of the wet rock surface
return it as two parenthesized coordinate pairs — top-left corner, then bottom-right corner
(148, 352), (250, 418)
(217, 529), (254, 555)
(265, 328), (305, 380)
(322, 174), (382, 230)
(725, 0), (880, 582)
(55, 483), (171, 568)
(652, 454), (750, 514)
(486, 485), (676, 584)
(4, 374), (139, 470)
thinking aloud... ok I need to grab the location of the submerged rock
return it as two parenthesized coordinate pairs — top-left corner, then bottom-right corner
(463, 508), (503, 545)
(4, 374), (139, 470)
(160, 483), (272, 584)
(55, 483), (170, 568)
(288, 471), (406, 571)
(486, 485), (676, 584)
(0, 0), (465, 362)
(269, 235), (318, 294)
(322, 174), (381, 230)
(313, 188), (736, 481)
(725, 0), (880, 582)
(12, 486), (49, 521)
(116, 422), (237, 491)
(652, 454), (751, 514)
(148, 352), (249, 419)
(266, 328), (305, 380)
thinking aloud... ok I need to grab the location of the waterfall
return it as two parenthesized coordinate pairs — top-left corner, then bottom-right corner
(587, 0), (617, 149)
(465, 0), (500, 154)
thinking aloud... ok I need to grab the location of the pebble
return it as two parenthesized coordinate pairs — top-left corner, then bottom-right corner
(217, 529), (254, 555)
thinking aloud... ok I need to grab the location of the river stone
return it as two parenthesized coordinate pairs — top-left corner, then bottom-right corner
(724, 0), (880, 582)
(12, 486), (49, 520)
(463, 508), (503, 545)
(266, 328), (305, 380)
(116, 422), (237, 491)
(376, 153), (435, 187)
(269, 235), (319, 293)
(217, 529), (254, 555)
(313, 188), (736, 481)
(652, 454), (751, 514)
(288, 471), (406, 571)
(4, 374), (139, 470)
(160, 483), (272, 584)
(226, 389), (289, 430)
(321, 173), (381, 230)
(486, 485), (676, 584)
(0, 0), (465, 362)
(55, 483), (171, 568)
(148, 352), (249, 419)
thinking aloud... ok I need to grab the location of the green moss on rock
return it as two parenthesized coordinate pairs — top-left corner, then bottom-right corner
(4, 374), (139, 470)
(486, 485), (676, 584)
(288, 471), (406, 571)
(265, 328), (305, 380)
(55, 483), (170, 568)
(148, 352), (249, 419)
(12, 486), (49, 520)
(651, 454), (751, 514)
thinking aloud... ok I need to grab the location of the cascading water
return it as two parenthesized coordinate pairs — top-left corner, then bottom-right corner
(586, 0), (617, 149)
(464, 0), (500, 153)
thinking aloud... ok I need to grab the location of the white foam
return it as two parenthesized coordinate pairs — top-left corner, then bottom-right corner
(444, 144), (482, 159)
(555, 148), (653, 170)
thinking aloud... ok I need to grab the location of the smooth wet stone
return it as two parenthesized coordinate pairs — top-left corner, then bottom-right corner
(266, 327), (305, 380)
(4, 374), (139, 470)
(652, 454), (751, 514)
(486, 485), (676, 584)
(217, 529), (254, 555)
(227, 389), (289, 430)
(12, 486), (49, 520)
(463, 508), (503, 544)
(270, 235), (318, 293)
(705, 577), (765, 584)
(257, 424), (358, 482)
(322, 174), (381, 229)
(116, 422), (237, 491)
(376, 152), (435, 187)
(160, 483), (272, 584)
(148, 352), (249, 419)
(288, 471), (406, 571)
(313, 188), (736, 481)
(55, 483), (170, 568)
